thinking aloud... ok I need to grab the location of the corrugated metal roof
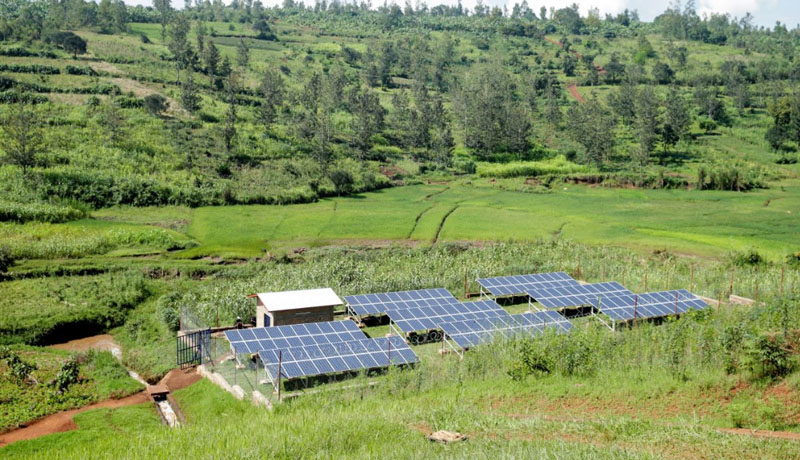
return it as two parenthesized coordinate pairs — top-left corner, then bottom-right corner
(255, 288), (342, 312)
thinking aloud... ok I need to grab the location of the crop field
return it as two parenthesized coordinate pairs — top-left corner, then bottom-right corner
(2, 1), (800, 457)
(84, 181), (800, 260)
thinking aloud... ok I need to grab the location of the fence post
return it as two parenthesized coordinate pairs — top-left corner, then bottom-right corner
(728, 265), (735, 296)
(755, 280), (759, 302)
(674, 292), (678, 316)
(277, 351), (282, 403)
(690, 265), (694, 293)
(633, 295), (638, 327)
(602, 261), (606, 281)
(464, 270), (468, 298)
(780, 266), (785, 297)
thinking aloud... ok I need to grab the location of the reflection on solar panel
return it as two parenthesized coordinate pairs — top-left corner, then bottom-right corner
(593, 289), (708, 321)
(527, 281), (633, 309)
(477, 272), (580, 297)
(258, 336), (418, 381)
(344, 288), (458, 316)
(224, 320), (365, 354)
(440, 311), (572, 349)
(387, 299), (509, 333)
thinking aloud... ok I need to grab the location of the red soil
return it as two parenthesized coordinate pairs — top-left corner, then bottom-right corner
(0, 368), (200, 447)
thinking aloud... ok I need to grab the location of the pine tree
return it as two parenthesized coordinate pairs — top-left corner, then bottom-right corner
(236, 38), (249, 68)
(663, 86), (691, 152)
(180, 74), (201, 113)
(634, 86), (661, 167)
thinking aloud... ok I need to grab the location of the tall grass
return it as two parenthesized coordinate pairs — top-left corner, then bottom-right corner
(477, 156), (592, 178)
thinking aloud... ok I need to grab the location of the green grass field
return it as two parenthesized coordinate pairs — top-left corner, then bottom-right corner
(88, 181), (800, 261)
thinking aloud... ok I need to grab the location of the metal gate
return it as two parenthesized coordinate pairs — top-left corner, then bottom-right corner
(176, 328), (211, 368)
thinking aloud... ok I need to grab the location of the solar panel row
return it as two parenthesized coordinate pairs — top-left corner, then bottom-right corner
(527, 281), (633, 309)
(387, 299), (510, 333)
(593, 289), (708, 321)
(224, 320), (365, 354)
(258, 336), (418, 380)
(440, 311), (572, 350)
(477, 272), (581, 297)
(344, 288), (458, 316)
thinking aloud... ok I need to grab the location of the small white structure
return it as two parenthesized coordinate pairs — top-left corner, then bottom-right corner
(249, 288), (342, 327)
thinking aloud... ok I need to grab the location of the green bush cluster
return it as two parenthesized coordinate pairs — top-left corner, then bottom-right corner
(0, 63), (60, 74)
(0, 201), (86, 223)
(696, 164), (765, 191)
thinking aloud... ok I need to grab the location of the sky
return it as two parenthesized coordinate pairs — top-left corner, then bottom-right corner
(121, 0), (800, 28)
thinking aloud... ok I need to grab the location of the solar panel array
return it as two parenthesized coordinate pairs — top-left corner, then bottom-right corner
(344, 288), (458, 316)
(258, 336), (418, 380)
(224, 320), (365, 354)
(527, 281), (633, 309)
(592, 289), (708, 321)
(440, 311), (572, 349)
(477, 272), (580, 297)
(387, 299), (510, 333)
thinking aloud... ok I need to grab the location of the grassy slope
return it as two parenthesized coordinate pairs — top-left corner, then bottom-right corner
(4, 365), (800, 459)
(88, 181), (800, 260)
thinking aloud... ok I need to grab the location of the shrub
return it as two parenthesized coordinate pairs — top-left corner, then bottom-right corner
(51, 358), (80, 393)
(0, 246), (13, 273)
(143, 94), (168, 115)
(6, 352), (37, 383)
(477, 156), (591, 178)
(65, 65), (97, 76)
(329, 169), (355, 196)
(731, 249), (767, 267)
(0, 63), (60, 74)
(744, 333), (795, 381)
(157, 292), (182, 332)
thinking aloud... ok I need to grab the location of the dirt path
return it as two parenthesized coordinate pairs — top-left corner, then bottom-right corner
(50, 334), (148, 386)
(567, 84), (585, 103)
(0, 368), (200, 447)
(717, 427), (800, 441)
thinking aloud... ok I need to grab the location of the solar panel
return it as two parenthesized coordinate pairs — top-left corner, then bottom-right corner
(224, 320), (366, 354)
(258, 336), (418, 381)
(527, 281), (633, 309)
(592, 289), (708, 321)
(477, 272), (580, 297)
(343, 288), (459, 316)
(387, 299), (510, 333)
(440, 311), (572, 349)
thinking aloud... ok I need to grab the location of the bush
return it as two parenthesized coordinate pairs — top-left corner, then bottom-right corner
(51, 358), (80, 393)
(744, 333), (795, 381)
(0, 63), (60, 74)
(65, 65), (97, 76)
(157, 292), (182, 332)
(143, 94), (168, 115)
(0, 246), (14, 273)
(731, 249), (767, 267)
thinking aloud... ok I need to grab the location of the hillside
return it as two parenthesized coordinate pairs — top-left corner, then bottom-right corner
(1, 1), (800, 457)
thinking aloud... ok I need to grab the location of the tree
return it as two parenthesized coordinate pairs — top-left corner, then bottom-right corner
(349, 86), (385, 158)
(97, 101), (126, 143)
(62, 33), (87, 58)
(634, 86), (661, 166)
(222, 74), (238, 152)
(257, 67), (285, 134)
(662, 86), (691, 152)
(0, 104), (44, 174)
(154, 0), (172, 41)
(168, 12), (192, 78)
(652, 61), (674, 84)
(180, 74), (202, 113)
(566, 96), (616, 165)
(236, 38), (249, 68)
(203, 41), (219, 84)
(0, 246), (13, 274)
(604, 52), (625, 84)
(144, 93), (168, 115)
(608, 82), (636, 126)
(253, 18), (276, 40)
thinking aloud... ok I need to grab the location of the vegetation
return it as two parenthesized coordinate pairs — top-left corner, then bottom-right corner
(0, 346), (143, 432)
(0, 1), (799, 457)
